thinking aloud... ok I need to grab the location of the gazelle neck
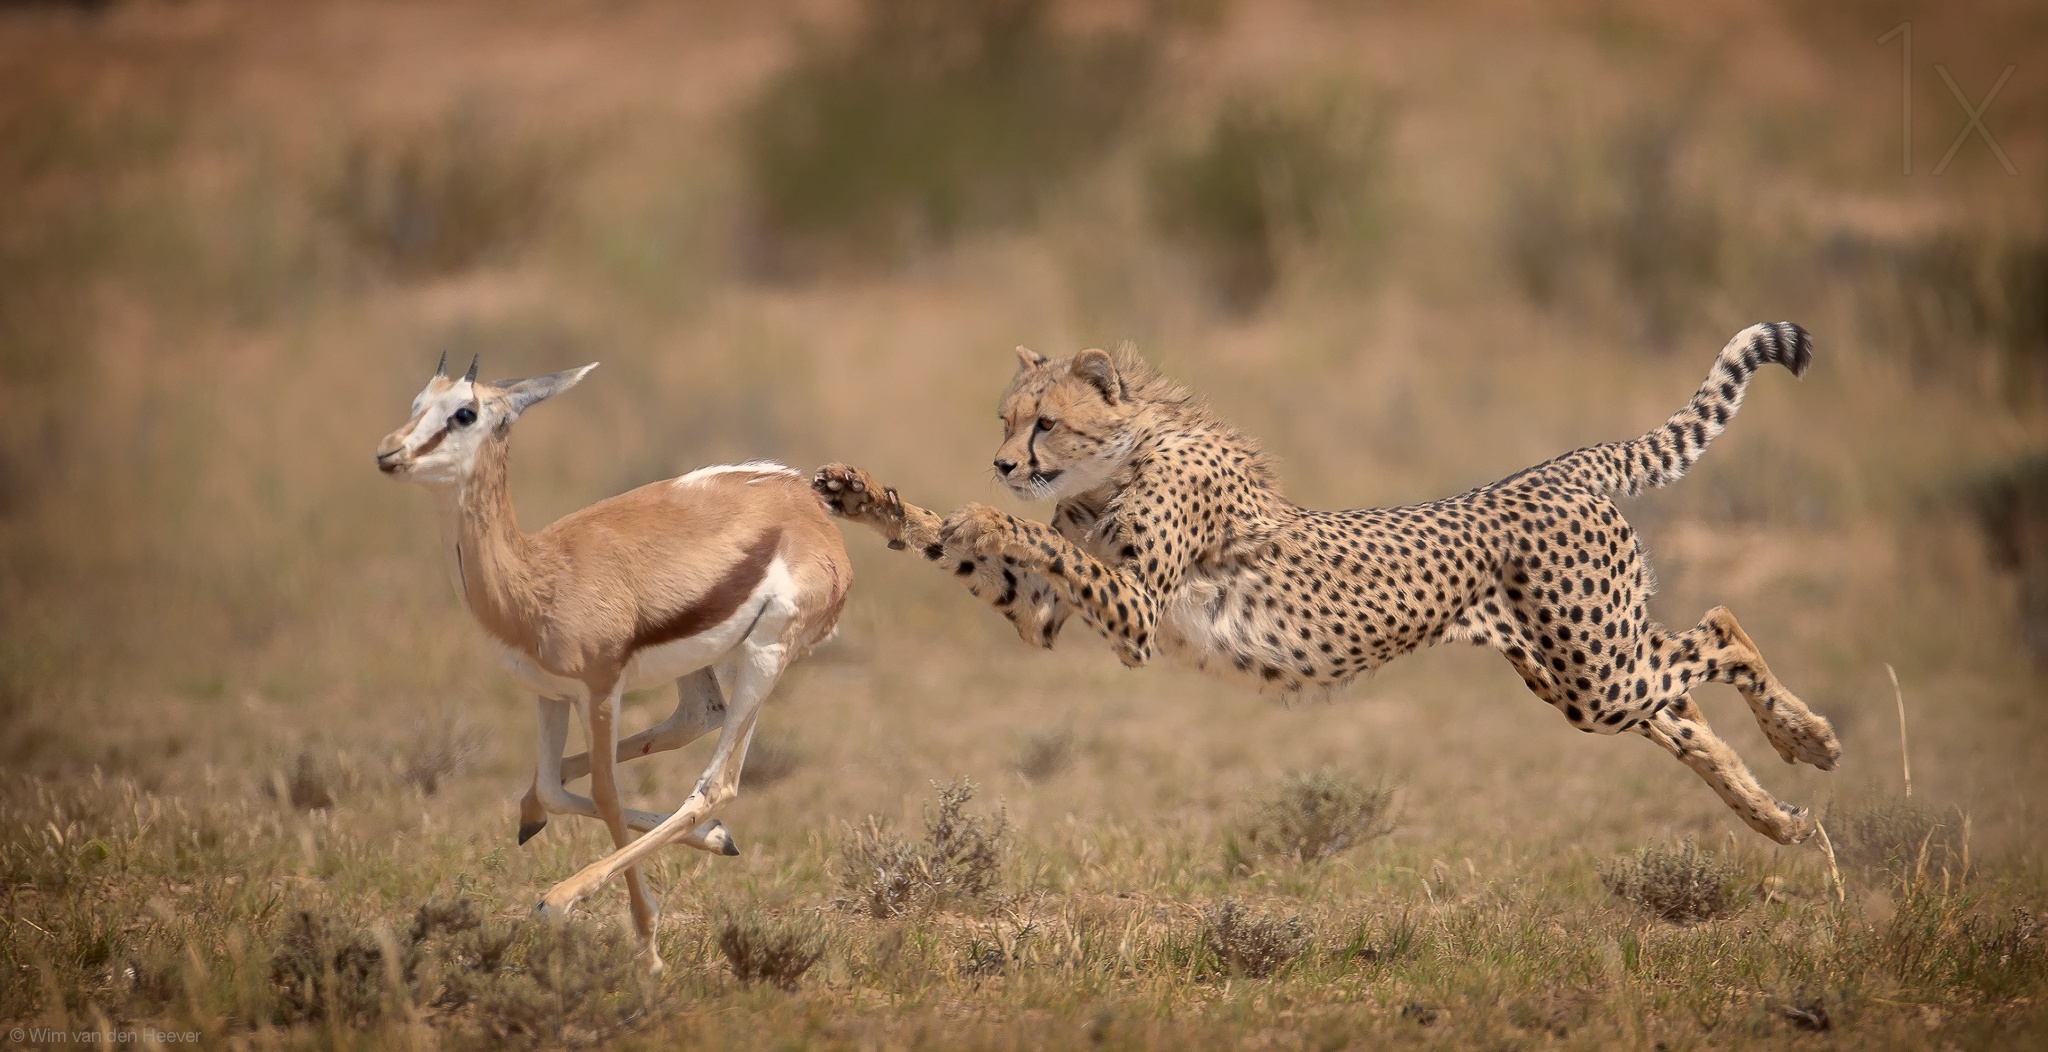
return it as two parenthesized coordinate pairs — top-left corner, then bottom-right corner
(434, 435), (544, 647)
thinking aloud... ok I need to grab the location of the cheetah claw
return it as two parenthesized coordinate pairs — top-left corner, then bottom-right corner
(813, 463), (908, 543)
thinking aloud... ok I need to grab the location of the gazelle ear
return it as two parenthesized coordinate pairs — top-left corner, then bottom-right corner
(1071, 348), (1120, 404)
(502, 363), (599, 419)
(1015, 345), (1048, 371)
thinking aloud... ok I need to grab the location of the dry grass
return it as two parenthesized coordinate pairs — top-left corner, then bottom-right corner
(1, 0), (2046, 1047)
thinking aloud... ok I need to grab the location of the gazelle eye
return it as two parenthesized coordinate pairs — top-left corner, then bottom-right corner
(1035, 416), (1056, 432)
(451, 406), (477, 427)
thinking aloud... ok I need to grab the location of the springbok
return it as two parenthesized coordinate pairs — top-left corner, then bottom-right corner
(375, 354), (850, 969)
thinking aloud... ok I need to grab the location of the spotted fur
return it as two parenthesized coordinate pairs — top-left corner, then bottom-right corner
(816, 323), (1840, 844)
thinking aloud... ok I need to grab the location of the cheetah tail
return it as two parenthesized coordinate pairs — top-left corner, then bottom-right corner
(1576, 322), (1813, 497)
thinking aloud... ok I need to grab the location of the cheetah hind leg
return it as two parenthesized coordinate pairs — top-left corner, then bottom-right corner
(1689, 607), (1842, 771)
(1639, 695), (1817, 845)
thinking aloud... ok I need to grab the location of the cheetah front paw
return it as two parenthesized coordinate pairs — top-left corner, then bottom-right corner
(813, 463), (910, 548)
(940, 502), (1032, 563)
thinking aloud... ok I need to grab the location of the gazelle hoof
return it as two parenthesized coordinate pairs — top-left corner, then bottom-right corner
(517, 819), (546, 845)
(701, 819), (741, 857)
(532, 899), (568, 922)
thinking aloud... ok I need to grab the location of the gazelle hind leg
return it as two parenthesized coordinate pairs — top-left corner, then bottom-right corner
(1687, 607), (1840, 770)
(518, 669), (733, 844)
(522, 694), (736, 853)
(1638, 696), (1816, 845)
(538, 612), (789, 918)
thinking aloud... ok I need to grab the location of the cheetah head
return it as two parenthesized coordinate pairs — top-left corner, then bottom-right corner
(991, 345), (1141, 502)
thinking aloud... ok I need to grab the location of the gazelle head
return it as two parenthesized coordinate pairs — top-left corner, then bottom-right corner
(376, 354), (598, 485)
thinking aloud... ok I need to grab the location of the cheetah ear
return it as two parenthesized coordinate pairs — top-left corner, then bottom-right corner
(1014, 345), (1048, 371)
(1071, 347), (1120, 405)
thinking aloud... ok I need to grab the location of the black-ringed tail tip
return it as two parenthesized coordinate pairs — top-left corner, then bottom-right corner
(517, 819), (546, 845)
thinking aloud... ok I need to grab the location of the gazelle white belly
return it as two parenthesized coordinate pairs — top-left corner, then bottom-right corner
(489, 557), (797, 701)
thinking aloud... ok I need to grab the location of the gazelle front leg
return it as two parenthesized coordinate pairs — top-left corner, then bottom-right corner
(518, 669), (736, 852)
(538, 623), (786, 919)
(580, 674), (666, 969)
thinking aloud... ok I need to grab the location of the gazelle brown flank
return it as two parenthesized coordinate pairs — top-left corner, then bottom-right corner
(375, 354), (850, 970)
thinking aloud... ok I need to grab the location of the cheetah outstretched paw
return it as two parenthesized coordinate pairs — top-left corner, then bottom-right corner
(813, 463), (910, 548)
(1764, 711), (1842, 772)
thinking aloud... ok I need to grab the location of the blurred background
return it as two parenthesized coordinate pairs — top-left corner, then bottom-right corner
(1, 0), (2045, 1038)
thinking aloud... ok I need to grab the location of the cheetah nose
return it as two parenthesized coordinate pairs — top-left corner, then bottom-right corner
(993, 458), (1017, 477)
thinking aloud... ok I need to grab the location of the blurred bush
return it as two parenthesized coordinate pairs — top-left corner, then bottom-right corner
(739, 0), (1152, 275)
(1969, 454), (2048, 665)
(1826, 229), (2048, 397)
(325, 111), (562, 277)
(1503, 115), (1721, 348)
(1148, 95), (1381, 314)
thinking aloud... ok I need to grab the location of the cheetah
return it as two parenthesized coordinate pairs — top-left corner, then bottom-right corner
(815, 324), (1841, 844)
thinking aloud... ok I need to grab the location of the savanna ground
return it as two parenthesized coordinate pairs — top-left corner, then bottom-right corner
(3, 0), (2047, 1047)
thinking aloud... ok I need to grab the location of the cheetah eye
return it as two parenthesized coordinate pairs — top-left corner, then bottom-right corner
(1035, 416), (1056, 432)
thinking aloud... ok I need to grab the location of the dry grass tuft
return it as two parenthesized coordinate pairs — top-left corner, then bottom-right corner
(1237, 767), (1396, 864)
(1600, 839), (1742, 923)
(1011, 727), (1073, 783)
(1827, 796), (1966, 881)
(739, 730), (805, 791)
(397, 709), (486, 797)
(838, 778), (1010, 918)
(717, 914), (825, 990)
(279, 748), (339, 811)
(270, 897), (649, 1044)
(1201, 899), (1310, 978)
